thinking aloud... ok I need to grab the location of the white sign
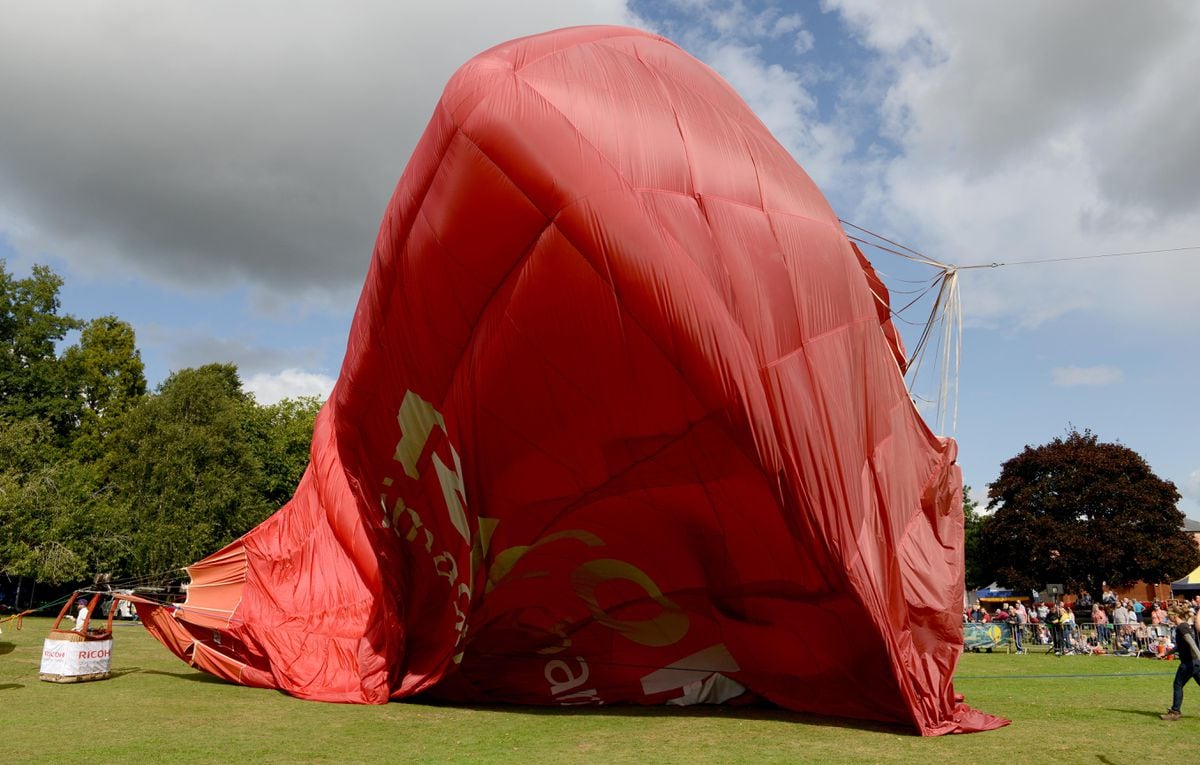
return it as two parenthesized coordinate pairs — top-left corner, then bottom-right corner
(40, 638), (113, 677)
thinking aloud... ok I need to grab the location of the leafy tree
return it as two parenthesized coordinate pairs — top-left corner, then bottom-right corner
(245, 396), (321, 509)
(62, 316), (146, 416)
(0, 264), (128, 584)
(980, 428), (1198, 595)
(962, 485), (986, 589)
(61, 315), (147, 458)
(0, 262), (322, 584)
(0, 417), (60, 579)
(0, 262), (82, 437)
(103, 364), (272, 575)
(0, 417), (118, 584)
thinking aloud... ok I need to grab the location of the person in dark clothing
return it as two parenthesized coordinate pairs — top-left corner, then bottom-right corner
(1047, 603), (1065, 655)
(1160, 608), (1200, 721)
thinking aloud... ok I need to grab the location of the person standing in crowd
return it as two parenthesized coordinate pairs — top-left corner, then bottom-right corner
(1160, 608), (1200, 721)
(1060, 604), (1076, 654)
(1093, 602), (1110, 647)
(1114, 599), (1128, 622)
(1114, 600), (1131, 652)
(1013, 602), (1029, 654)
(1047, 603), (1065, 655)
(1152, 602), (1170, 640)
(1133, 599), (1146, 623)
(1037, 602), (1049, 622)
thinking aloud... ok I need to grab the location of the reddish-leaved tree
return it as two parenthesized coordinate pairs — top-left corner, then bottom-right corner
(982, 428), (1197, 595)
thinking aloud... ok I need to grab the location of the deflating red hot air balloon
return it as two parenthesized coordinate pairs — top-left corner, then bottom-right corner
(135, 25), (1007, 735)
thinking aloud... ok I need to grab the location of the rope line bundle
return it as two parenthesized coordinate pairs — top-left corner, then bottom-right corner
(839, 218), (1200, 435)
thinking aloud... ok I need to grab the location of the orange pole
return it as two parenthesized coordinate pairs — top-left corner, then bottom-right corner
(51, 594), (76, 631)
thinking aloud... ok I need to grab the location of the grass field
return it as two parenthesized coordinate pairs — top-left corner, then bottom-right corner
(1, 617), (1194, 764)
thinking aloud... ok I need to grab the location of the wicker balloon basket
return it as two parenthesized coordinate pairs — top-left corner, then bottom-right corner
(39, 592), (116, 683)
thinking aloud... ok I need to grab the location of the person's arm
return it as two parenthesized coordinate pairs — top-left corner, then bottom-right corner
(1185, 628), (1200, 661)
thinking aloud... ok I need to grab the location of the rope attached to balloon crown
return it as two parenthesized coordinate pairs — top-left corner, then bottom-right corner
(840, 218), (1200, 436)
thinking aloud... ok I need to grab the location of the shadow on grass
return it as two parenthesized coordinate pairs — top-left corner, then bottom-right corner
(105, 667), (147, 680)
(409, 697), (912, 735)
(1106, 707), (1171, 720)
(0, 683), (23, 691)
(137, 668), (230, 685)
(132, 666), (921, 735)
(0, 642), (14, 656)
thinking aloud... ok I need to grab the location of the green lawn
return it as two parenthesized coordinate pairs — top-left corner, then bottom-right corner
(0, 617), (1193, 763)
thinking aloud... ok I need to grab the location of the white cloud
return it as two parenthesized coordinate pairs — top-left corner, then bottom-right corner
(1049, 365), (1123, 388)
(792, 28), (816, 55)
(1184, 469), (1200, 499)
(825, 0), (1200, 336)
(642, 3), (855, 196)
(964, 483), (990, 511)
(244, 368), (335, 406)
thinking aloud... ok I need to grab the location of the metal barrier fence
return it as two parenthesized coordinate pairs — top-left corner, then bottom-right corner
(963, 621), (1174, 656)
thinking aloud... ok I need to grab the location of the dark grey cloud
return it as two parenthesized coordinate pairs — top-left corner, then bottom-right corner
(0, 2), (635, 298)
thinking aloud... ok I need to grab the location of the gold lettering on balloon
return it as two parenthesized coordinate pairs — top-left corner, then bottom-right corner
(544, 656), (590, 695)
(433, 552), (458, 583)
(543, 656), (601, 704)
(569, 559), (689, 648)
(383, 389), (479, 649)
(487, 530), (606, 592)
(393, 391), (445, 479)
(433, 450), (469, 543)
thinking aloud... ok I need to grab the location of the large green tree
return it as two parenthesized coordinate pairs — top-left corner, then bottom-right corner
(980, 428), (1198, 594)
(61, 315), (147, 459)
(0, 417), (121, 583)
(0, 263), (323, 586)
(0, 263), (117, 584)
(103, 364), (273, 575)
(0, 262), (82, 437)
(62, 316), (146, 416)
(245, 396), (322, 509)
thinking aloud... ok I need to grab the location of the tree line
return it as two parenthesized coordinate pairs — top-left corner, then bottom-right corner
(5, 261), (1194, 607)
(0, 261), (320, 597)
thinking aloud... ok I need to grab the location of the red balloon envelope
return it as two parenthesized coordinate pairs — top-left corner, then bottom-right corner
(137, 26), (1006, 735)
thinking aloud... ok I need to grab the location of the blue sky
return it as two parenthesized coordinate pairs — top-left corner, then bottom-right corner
(1, 1), (1197, 514)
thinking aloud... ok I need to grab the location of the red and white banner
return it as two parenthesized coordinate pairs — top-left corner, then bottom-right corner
(40, 639), (113, 677)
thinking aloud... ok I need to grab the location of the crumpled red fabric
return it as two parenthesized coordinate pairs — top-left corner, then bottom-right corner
(138, 25), (1007, 735)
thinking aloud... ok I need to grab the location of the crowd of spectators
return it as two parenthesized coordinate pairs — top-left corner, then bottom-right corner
(964, 592), (1200, 656)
